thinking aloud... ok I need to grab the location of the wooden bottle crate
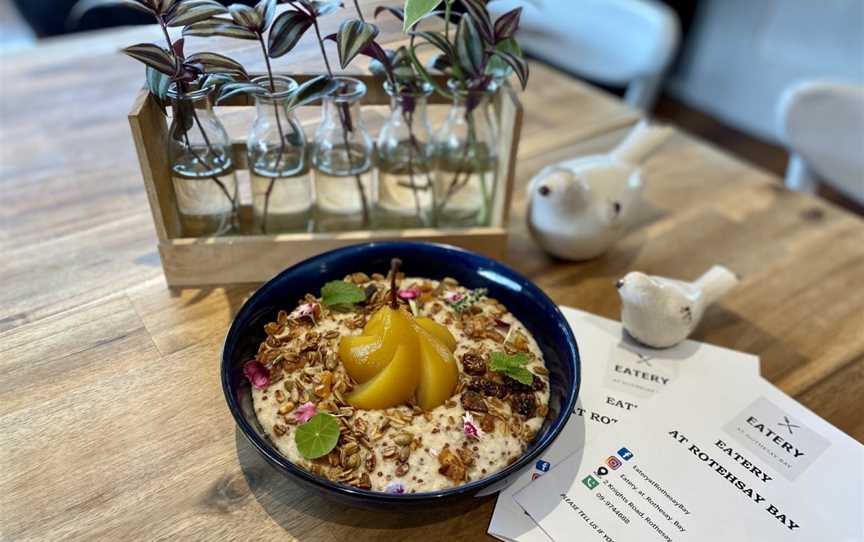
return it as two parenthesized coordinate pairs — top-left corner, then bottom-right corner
(128, 73), (522, 287)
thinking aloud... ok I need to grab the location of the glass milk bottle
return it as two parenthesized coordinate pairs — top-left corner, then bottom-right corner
(312, 77), (374, 232)
(431, 80), (499, 227)
(374, 81), (434, 229)
(168, 83), (237, 236)
(247, 75), (312, 233)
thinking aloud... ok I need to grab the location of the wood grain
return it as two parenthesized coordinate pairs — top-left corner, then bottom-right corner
(1, 3), (863, 541)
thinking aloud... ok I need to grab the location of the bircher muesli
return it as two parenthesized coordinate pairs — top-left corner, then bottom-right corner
(244, 259), (550, 493)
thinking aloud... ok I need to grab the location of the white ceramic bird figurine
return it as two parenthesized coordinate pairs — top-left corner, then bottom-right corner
(526, 122), (672, 260)
(616, 266), (740, 348)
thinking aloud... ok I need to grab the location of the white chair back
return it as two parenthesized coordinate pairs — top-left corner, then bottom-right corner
(777, 81), (864, 204)
(488, 0), (680, 110)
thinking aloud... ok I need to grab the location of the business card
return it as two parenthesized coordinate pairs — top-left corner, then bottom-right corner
(488, 306), (760, 542)
(513, 363), (864, 541)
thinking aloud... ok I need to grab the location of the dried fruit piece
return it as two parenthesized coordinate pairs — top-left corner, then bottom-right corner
(461, 353), (487, 376)
(461, 390), (488, 413)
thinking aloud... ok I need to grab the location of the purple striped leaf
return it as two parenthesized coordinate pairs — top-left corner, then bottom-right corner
(122, 43), (177, 77)
(287, 75), (340, 108)
(268, 9), (313, 58)
(216, 81), (269, 103)
(461, 0), (494, 44)
(185, 52), (248, 78)
(256, 0), (277, 30)
(374, 5), (403, 21)
(334, 19), (379, 69)
(455, 15), (484, 76)
(165, 0), (227, 26)
(182, 18), (259, 39)
(228, 3), (262, 31)
(489, 49), (528, 89)
(493, 7), (521, 41)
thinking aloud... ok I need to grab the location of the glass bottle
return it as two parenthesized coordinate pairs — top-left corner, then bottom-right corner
(312, 76), (374, 232)
(247, 75), (312, 233)
(374, 81), (434, 229)
(431, 80), (499, 228)
(168, 83), (237, 237)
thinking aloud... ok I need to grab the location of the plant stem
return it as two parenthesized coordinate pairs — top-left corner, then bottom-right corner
(352, 0), (365, 21)
(389, 258), (401, 308)
(444, 0), (452, 40)
(312, 16), (370, 227)
(258, 34), (289, 234)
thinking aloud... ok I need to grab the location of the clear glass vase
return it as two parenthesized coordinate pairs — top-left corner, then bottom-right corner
(374, 81), (434, 229)
(248, 75), (312, 233)
(431, 80), (499, 227)
(168, 83), (237, 237)
(312, 76), (374, 232)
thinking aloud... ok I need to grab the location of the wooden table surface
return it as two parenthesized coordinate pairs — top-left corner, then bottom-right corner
(2, 4), (863, 541)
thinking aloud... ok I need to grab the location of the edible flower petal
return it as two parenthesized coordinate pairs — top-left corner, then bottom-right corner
(463, 412), (485, 440)
(398, 287), (420, 300)
(243, 360), (270, 390)
(291, 302), (320, 324)
(384, 481), (406, 494)
(293, 401), (317, 424)
(444, 291), (463, 303)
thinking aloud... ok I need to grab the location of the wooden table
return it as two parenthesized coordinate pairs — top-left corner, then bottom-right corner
(2, 5), (863, 540)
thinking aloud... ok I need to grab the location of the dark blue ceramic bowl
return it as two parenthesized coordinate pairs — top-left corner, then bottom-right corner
(222, 241), (580, 507)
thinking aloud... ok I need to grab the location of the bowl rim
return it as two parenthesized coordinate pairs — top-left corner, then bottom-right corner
(221, 241), (580, 503)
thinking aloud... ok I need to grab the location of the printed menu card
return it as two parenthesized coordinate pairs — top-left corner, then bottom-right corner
(489, 306), (760, 542)
(512, 362), (864, 541)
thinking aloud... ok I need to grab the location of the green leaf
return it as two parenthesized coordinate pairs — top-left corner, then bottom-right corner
(183, 18), (259, 39)
(455, 14), (484, 77)
(146, 65), (171, 100)
(306, 0), (342, 17)
(335, 19), (380, 70)
(287, 75), (339, 109)
(294, 413), (341, 459)
(489, 351), (534, 385)
(165, 0), (227, 27)
(122, 43), (177, 77)
(320, 280), (367, 308)
(403, 0), (441, 31)
(268, 9), (313, 58)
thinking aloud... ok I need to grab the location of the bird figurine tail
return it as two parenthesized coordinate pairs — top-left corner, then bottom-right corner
(694, 265), (740, 305)
(610, 121), (673, 166)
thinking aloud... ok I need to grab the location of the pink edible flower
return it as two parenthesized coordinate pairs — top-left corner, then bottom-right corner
(293, 401), (317, 424)
(290, 302), (320, 325)
(243, 360), (271, 390)
(463, 412), (484, 440)
(494, 318), (512, 329)
(444, 291), (463, 303)
(398, 287), (420, 300)
(384, 481), (406, 494)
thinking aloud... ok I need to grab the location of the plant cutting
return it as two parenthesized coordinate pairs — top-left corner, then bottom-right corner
(73, 0), (253, 236)
(183, 0), (336, 233)
(400, 0), (529, 226)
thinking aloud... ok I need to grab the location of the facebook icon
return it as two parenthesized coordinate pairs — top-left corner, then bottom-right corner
(535, 459), (551, 472)
(617, 447), (634, 461)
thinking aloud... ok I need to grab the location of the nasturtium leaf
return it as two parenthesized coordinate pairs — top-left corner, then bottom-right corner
(321, 280), (367, 308)
(489, 351), (534, 385)
(183, 19), (258, 40)
(335, 19), (380, 70)
(122, 43), (177, 77)
(268, 9), (313, 58)
(455, 15), (484, 77)
(402, 0), (441, 31)
(294, 413), (341, 459)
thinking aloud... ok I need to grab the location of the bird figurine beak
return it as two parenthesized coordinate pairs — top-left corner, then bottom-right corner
(615, 279), (624, 289)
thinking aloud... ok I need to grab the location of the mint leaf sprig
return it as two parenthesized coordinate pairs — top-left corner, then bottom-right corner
(489, 351), (534, 386)
(321, 280), (367, 309)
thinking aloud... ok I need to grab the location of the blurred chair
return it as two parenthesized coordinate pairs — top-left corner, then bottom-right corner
(488, 0), (680, 111)
(776, 81), (864, 205)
